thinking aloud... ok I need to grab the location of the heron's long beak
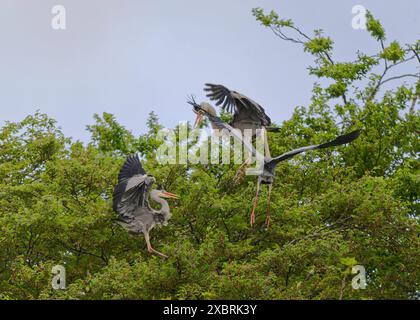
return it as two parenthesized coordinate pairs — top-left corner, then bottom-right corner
(160, 191), (180, 199)
(194, 113), (203, 129)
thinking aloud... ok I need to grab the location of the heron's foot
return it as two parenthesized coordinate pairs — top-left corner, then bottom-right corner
(234, 163), (249, 183)
(148, 247), (168, 259)
(234, 169), (245, 183)
(250, 210), (256, 227)
(265, 215), (271, 228)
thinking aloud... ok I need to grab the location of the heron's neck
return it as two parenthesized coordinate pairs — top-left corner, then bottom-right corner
(210, 121), (220, 131)
(206, 113), (221, 131)
(151, 195), (170, 218)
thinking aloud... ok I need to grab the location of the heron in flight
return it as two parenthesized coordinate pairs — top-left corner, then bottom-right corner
(189, 84), (280, 176)
(189, 103), (361, 227)
(113, 154), (179, 258)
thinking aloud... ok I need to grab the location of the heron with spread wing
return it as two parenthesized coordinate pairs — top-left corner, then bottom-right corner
(189, 103), (361, 227)
(189, 84), (280, 176)
(113, 155), (179, 258)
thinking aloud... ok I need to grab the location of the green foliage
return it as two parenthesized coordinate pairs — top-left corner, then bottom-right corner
(304, 36), (334, 55)
(252, 8), (293, 28)
(381, 41), (405, 63)
(326, 81), (347, 98)
(87, 113), (136, 155)
(366, 11), (386, 41)
(0, 10), (419, 300)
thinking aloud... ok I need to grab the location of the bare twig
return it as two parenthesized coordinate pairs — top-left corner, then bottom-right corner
(380, 40), (388, 69)
(284, 216), (352, 248)
(411, 48), (420, 64)
(270, 26), (305, 44)
(380, 74), (420, 86)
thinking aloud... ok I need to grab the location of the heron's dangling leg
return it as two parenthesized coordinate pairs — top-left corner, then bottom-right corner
(234, 156), (252, 183)
(250, 178), (261, 226)
(265, 184), (272, 228)
(144, 231), (168, 259)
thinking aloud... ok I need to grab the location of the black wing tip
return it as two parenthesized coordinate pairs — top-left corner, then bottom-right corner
(204, 83), (228, 91)
(343, 129), (362, 143)
(125, 154), (140, 167)
(203, 83), (213, 91)
(320, 129), (362, 149)
(125, 153), (139, 162)
(204, 83), (217, 87)
(117, 154), (146, 182)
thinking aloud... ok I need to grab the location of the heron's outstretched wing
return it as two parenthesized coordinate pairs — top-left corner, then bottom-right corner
(204, 83), (271, 126)
(113, 155), (154, 216)
(266, 130), (361, 170)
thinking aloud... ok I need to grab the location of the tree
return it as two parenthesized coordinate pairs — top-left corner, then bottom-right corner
(0, 9), (418, 300)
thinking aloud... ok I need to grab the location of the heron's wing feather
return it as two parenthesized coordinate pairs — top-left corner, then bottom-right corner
(113, 175), (147, 214)
(204, 83), (271, 125)
(269, 145), (319, 165)
(268, 129), (361, 167)
(113, 155), (153, 216)
(117, 154), (146, 181)
(317, 129), (361, 149)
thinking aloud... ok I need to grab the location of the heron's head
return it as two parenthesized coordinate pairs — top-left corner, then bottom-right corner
(151, 185), (180, 200)
(187, 96), (217, 128)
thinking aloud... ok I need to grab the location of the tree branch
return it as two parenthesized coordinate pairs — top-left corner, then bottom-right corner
(381, 74), (420, 86)
(411, 48), (420, 64)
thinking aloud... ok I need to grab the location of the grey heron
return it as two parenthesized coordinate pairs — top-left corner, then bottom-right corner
(189, 102), (361, 227)
(189, 84), (280, 177)
(113, 154), (179, 258)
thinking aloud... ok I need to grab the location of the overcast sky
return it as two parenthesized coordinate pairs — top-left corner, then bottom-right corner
(0, 0), (419, 141)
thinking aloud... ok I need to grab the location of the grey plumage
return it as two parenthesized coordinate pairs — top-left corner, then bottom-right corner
(113, 155), (155, 217)
(189, 84), (276, 179)
(204, 110), (360, 179)
(113, 154), (179, 258)
(193, 104), (361, 226)
(264, 129), (362, 177)
(204, 83), (271, 133)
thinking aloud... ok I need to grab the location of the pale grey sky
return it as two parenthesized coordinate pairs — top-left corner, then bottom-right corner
(0, 0), (419, 141)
